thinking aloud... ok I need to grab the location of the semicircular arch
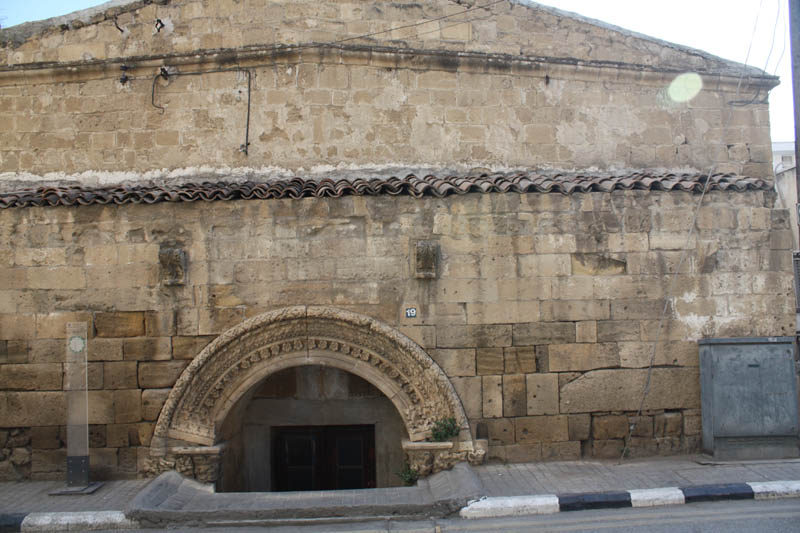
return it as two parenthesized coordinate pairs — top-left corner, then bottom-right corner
(151, 306), (470, 452)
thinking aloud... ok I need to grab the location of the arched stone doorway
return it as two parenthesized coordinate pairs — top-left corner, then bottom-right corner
(230, 365), (409, 491)
(147, 306), (483, 487)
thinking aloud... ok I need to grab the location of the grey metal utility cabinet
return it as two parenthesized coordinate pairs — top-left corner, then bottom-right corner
(699, 337), (800, 460)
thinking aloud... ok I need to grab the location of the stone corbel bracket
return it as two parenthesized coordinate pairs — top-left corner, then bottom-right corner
(143, 444), (224, 484)
(403, 438), (488, 477)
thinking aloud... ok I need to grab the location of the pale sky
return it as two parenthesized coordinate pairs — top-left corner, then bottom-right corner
(0, 0), (795, 142)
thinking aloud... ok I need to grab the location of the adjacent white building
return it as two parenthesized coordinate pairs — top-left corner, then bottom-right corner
(773, 142), (797, 248)
(773, 141), (796, 173)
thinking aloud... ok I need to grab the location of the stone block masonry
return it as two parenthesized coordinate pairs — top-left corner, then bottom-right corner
(0, 0), (788, 481)
(0, 188), (793, 479)
(0, 0), (776, 182)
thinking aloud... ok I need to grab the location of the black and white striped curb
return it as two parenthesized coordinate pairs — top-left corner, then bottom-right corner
(3, 481), (799, 530)
(459, 480), (800, 519)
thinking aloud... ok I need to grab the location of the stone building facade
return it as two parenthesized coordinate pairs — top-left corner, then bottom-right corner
(0, 0), (793, 488)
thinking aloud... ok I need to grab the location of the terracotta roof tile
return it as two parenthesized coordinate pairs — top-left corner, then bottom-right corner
(0, 172), (770, 209)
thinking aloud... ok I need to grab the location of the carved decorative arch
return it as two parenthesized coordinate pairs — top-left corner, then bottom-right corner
(151, 306), (471, 453)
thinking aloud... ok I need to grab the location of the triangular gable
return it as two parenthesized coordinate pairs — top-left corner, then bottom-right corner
(0, 0), (769, 79)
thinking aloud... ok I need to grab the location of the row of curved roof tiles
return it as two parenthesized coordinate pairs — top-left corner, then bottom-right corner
(0, 173), (771, 209)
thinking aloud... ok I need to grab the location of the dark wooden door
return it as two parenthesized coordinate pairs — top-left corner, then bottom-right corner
(273, 427), (321, 491)
(273, 425), (375, 491)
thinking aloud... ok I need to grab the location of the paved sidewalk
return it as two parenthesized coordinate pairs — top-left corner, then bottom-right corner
(0, 479), (148, 515)
(473, 455), (800, 497)
(1, 455), (799, 530)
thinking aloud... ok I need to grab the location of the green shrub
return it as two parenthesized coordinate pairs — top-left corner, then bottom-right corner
(431, 417), (459, 442)
(396, 462), (419, 486)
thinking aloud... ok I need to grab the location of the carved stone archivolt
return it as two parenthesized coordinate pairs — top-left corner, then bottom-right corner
(151, 306), (475, 468)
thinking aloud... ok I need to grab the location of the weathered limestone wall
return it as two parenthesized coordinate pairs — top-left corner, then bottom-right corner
(0, 0), (754, 73)
(0, 56), (774, 181)
(0, 1), (776, 181)
(0, 189), (793, 479)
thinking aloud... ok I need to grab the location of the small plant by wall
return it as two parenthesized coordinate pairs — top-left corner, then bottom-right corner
(430, 417), (459, 442)
(396, 462), (419, 486)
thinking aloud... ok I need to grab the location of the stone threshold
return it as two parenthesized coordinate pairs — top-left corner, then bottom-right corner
(125, 462), (484, 528)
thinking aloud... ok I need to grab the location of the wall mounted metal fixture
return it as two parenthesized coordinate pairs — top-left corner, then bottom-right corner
(151, 67), (252, 156)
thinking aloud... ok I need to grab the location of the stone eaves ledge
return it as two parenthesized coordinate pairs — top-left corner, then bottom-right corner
(0, 41), (778, 93)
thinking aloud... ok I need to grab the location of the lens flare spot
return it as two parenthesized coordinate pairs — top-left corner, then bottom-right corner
(668, 72), (703, 103)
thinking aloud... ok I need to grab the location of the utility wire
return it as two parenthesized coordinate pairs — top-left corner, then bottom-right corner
(770, 3), (788, 77)
(147, 0), (509, 85)
(148, 0), (509, 87)
(760, 0), (782, 74)
(236, 0), (508, 55)
(151, 67), (252, 152)
(148, 0), (510, 154)
(325, 0), (506, 47)
(744, 0), (764, 69)
(618, 0), (767, 463)
(410, 11), (497, 40)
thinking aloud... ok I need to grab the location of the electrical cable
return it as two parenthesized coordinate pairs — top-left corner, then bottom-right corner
(106, 1), (782, 449)
(145, 0), (509, 86)
(146, 0), (511, 155)
(618, 0), (768, 463)
(770, 3), (788, 77)
(152, 67), (252, 154)
(760, 0), (782, 75)
(743, 0), (764, 70)
(324, 0), (506, 47)
(409, 11), (497, 40)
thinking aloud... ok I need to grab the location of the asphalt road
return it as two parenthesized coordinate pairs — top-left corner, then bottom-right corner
(108, 498), (800, 532)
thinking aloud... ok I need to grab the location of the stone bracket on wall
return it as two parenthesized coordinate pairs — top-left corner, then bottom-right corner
(414, 241), (439, 279)
(402, 438), (488, 477)
(143, 444), (224, 485)
(158, 244), (187, 286)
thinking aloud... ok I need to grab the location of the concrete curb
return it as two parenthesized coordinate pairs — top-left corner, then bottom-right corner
(681, 483), (753, 503)
(459, 495), (560, 519)
(8, 479), (800, 529)
(0, 513), (26, 533)
(629, 487), (685, 507)
(748, 480), (800, 499)
(20, 511), (138, 532)
(459, 480), (800, 519)
(127, 463), (484, 528)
